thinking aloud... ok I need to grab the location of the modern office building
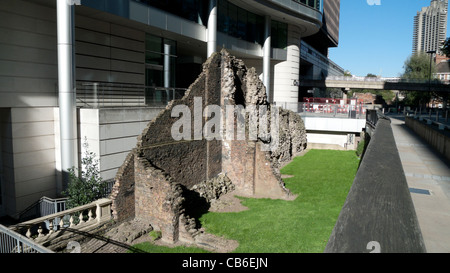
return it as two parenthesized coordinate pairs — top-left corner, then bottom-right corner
(0, 0), (342, 219)
(413, 0), (448, 54)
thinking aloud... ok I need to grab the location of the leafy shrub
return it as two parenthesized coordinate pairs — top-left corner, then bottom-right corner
(63, 138), (106, 209)
(356, 139), (365, 158)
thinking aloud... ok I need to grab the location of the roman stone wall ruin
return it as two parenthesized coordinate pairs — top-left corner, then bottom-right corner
(110, 50), (307, 243)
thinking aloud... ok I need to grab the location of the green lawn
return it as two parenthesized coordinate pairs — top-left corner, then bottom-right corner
(131, 149), (360, 253)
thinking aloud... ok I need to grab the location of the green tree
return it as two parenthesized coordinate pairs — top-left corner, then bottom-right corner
(63, 138), (105, 209)
(401, 52), (437, 107)
(442, 37), (450, 57)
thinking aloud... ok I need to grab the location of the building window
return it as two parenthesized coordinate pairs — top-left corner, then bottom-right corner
(271, 20), (288, 49)
(133, 0), (208, 25)
(217, 0), (264, 45)
(295, 0), (322, 11)
(145, 34), (177, 104)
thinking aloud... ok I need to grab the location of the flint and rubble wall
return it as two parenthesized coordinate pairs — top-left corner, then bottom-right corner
(110, 50), (307, 242)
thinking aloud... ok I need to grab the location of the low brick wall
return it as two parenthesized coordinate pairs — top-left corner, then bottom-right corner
(405, 117), (450, 162)
(110, 151), (135, 222)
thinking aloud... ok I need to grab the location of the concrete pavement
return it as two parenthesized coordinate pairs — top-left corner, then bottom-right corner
(389, 115), (450, 253)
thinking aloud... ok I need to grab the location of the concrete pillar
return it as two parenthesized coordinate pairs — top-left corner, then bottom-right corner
(207, 0), (217, 58)
(342, 88), (350, 103)
(272, 25), (301, 109)
(263, 15), (271, 103)
(57, 0), (77, 191)
(164, 43), (171, 99)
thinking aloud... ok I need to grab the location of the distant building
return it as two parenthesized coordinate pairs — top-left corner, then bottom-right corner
(412, 0), (448, 54)
(436, 60), (450, 81)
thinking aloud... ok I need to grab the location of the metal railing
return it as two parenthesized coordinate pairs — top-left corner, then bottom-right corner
(275, 102), (370, 119)
(0, 224), (53, 253)
(320, 75), (449, 85)
(76, 82), (187, 108)
(17, 181), (115, 222)
(18, 196), (68, 222)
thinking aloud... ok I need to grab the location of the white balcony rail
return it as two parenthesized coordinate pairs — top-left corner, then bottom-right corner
(1, 224), (53, 253)
(11, 198), (112, 246)
(76, 82), (187, 108)
(274, 102), (373, 119)
(321, 76), (448, 84)
(18, 196), (68, 222)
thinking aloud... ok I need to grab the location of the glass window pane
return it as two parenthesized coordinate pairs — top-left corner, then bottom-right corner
(146, 68), (163, 87)
(146, 34), (162, 52)
(237, 8), (247, 39)
(278, 22), (287, 49)
(271, 21), (278, 48)
(218, 0), (228, 33)
(228, 3), (237, 37)
(146, 52), (163, 66)
(247, 12), (256, 43)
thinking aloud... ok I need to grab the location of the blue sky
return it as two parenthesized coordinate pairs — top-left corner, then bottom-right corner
(328, 0), (450, 77)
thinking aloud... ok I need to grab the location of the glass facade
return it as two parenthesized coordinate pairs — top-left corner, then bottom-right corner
(217, 0), (287, 49)
(145, 34), (177, 103)
(133, 0), (208, 25)
(145, 34), (177, 87)
(294, 0), (323, 12)
(218, 0), (264, 45)
(133, 0), (288, 49)
(271, 21), (288, 49)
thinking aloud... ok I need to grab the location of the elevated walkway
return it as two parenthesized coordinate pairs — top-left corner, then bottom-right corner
(390, 114), (450, 253)
(301, 76), (450, 92)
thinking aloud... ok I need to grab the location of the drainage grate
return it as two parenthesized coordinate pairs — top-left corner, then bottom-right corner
(409, 188), (431, 195)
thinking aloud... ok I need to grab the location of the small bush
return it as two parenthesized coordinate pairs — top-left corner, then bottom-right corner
(149, 230), (162, 241)
(63, 138), (106, 209)
(356, 139), (365, 158)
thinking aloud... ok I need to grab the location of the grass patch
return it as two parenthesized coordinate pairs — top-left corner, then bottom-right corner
(131, 149), (359, 253)
(199, 149), (359, 253)
(130, 242), (210, 253)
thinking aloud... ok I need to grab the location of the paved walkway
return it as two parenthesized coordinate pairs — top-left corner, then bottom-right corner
(389, 115), (450, 253)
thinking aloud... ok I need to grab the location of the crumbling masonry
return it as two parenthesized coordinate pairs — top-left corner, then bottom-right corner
(110, 50), (307, 244)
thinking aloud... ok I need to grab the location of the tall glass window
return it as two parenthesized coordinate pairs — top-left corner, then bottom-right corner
(133, 0), (208, 25)
(145, 34), (177, 104)
(217, 0), (264, 45)
(271, 21), (288, 49)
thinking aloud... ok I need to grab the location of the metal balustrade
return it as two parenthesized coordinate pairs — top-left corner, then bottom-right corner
(76, 82), (187, 108)
(1, 224), (53, 253)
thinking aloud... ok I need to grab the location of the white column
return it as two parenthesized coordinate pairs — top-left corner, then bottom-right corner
(207, 0), (217, 58)
(263, 15), (272, 103)
(57, 0), (77, 190)
(273, 24), (301, 109)
(164, 43), (171, 99)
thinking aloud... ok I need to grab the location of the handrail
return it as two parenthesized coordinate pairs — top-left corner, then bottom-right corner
(302, 75), (449, 85)
(11, 198), (112, 245)
(0, 224), (54, 253)
(76, 82), (188, 108)
(17, 196), (68, 221)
